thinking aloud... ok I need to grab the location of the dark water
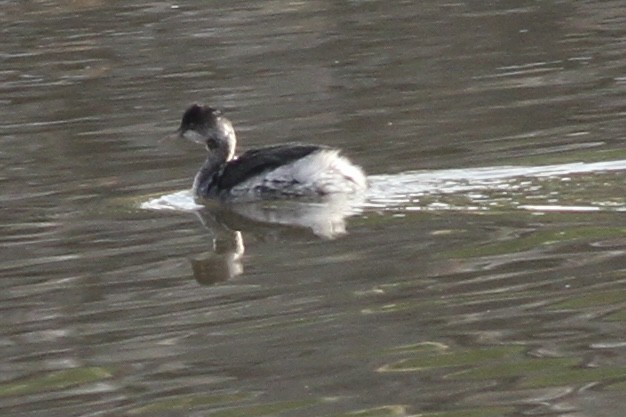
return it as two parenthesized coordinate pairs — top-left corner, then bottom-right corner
(2, 1), (626, 416)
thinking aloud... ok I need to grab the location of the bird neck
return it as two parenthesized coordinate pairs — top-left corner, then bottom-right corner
(192, 152), (227, 197)
(208, 133), (236, 162)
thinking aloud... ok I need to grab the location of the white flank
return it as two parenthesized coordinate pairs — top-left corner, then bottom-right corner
(228, 149), (367, 199)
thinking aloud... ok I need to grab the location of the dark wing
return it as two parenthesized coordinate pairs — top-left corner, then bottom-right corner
(216, 144), (325, 191)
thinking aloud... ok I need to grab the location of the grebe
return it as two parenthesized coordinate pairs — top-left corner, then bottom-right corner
(175, 104), (367, 201)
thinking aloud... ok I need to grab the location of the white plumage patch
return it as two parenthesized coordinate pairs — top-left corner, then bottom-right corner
(227, 149), (367, 200)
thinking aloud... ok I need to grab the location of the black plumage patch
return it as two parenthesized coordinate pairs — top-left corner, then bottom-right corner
(214, 144), (326, 191)
(180, 104), (221, 132)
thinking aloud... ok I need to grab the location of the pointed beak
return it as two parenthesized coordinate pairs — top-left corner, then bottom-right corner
(159, 128), (182, 144)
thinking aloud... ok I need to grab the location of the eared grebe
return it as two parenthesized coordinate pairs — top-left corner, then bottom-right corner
(176, 104), (367, 201)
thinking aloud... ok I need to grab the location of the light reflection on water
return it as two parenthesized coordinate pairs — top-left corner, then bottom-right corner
(143, 158), (626, 215)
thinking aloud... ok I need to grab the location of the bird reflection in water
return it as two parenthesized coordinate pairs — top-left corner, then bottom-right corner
(187, 194), (363, 285)
(190, 228), (244, 286)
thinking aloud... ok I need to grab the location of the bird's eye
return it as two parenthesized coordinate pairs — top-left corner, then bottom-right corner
(207, 138), (219, 150)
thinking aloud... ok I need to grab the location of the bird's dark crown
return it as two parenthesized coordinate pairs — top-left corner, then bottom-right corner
(180, 104), (223, 132)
